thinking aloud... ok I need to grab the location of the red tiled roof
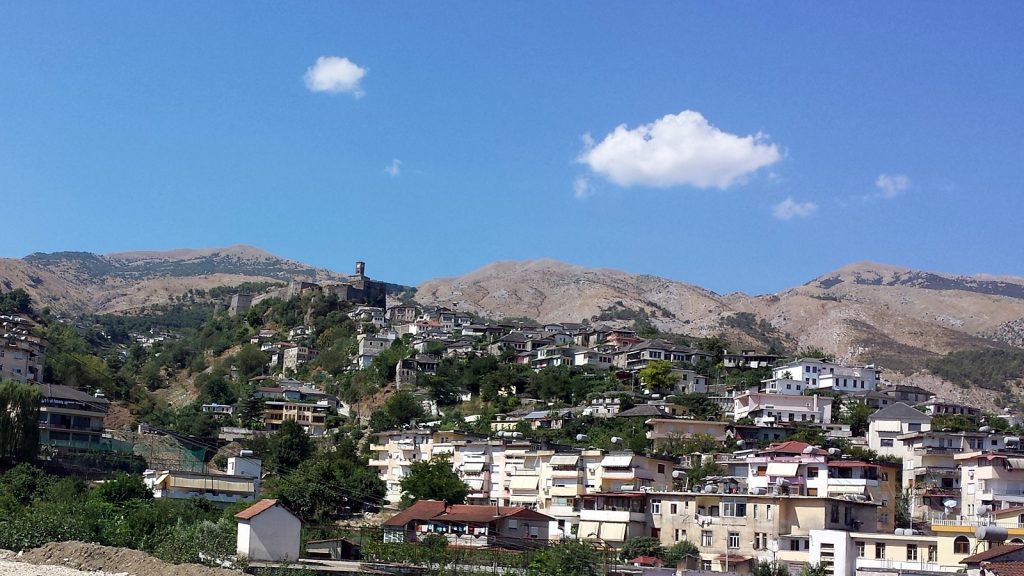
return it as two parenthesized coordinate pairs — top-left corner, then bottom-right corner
(962, 544), (1024, 564)
(761, 441), (825, 455)
(993, 506), (1024, 517)
(382, 500), (553, 527)
(630, 556), (665, 567)
(984, 562), (1024, 576)
(383, 500), (448, 527)
(235, 499), (281, 520)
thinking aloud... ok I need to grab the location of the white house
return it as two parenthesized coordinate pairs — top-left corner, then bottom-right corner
(235, 499), (302, 562)
(771, 359), (879, 392)
(867, 402), (932, 460)
(733, 392), (833, 426)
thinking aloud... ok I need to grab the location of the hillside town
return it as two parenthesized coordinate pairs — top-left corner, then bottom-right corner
(4, 272), (1024, 576)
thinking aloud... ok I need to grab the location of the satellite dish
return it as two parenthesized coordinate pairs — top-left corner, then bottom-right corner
(943, 500), (958, 509)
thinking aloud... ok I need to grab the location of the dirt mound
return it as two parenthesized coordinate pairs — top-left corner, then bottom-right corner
(16, 542), (241, 576)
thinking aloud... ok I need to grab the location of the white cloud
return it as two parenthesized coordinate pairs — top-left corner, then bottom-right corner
(384, 159), (401, 177)
(875, 173), (910, 198)
(772, 196), (818, 220)
(578, 110), (781, 189)
(573, 176), (591, 199)
(304, 56), (367, 96)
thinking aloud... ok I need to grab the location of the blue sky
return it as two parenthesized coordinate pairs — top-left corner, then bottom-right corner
(1, 3), (1021, 295)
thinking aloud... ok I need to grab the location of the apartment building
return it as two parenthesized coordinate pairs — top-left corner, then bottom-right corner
(0, 315), (45, 384)
(956, 452), (1024, 518)
(867, 402), (932, 460)
(645, 419), (729, 451)
(262, 400), (328, 436)
(733, 393), (833, 426)
(282, 346), (315, 371)
(770, 359), (879, 392)
(900, 431), (1007, 507)
(37, 383), (109, 448)
(648, 489), (880, 574)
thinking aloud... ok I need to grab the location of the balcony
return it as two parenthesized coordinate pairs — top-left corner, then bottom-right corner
(828, 478), (880, 487)
(579, 509), (646, 523)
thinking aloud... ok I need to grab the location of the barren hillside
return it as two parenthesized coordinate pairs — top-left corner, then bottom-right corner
(417, 259), (1024, 373)
(0, 245), (347, 314)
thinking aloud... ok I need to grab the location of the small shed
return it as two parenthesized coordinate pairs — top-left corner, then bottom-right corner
(235, 499), (302, 562)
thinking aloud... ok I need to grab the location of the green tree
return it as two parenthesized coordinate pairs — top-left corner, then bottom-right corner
(232, 344), (270, 379)
(685, 460), (724, 489)
(92, 473), (152, 505)
(621, 536), (665, 561)
(841, 401), (875, 436)
(273, 451), (385, 522)
(369, 391), (425, 432)
(528, 540), (600, 576)
(0, 289), (32, 314)
(798, 564), (829, 576)
(0, 380), (41, 463)
(638, 360), (677, 391)
(266, 420), (314, 473)
(663, 540), (700, 567)
(753, 560), (790, 576)
(670, 393), (723, 420)
(399, 455), (467, 506)
(895, 488), (912, 528)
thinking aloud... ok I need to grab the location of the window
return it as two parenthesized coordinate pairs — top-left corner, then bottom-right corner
(670, 503), (678, 515)
(728, 532), (740, 549)
(753, 504), (759, 519)
(856, 541), (865, 558)
(767, 504), (773, 520)
(701, 531), (713, 547)
(508, 519), (518, 530)
(909, 423), (921, 432)
(651, 499), (662, 514)
(954, 536), (970, 555)
(658, 464), (666, 474)
(830, 506), (840, 523)
(807, 467), (818, 477)
(907, 544), (918, 561)
(928, 545), (937, 562)
(881, 438), (895, 447)
(701, 560), (712, 571)
(722, 499), (747, 518)
(876, 543), (886, 559)
(754, 533), (762, 550)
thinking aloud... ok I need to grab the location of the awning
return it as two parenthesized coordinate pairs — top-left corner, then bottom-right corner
(600, 523), (627, 541)
(827, 485), (866, 495)
(462, 462), (485, 473)
(766, 462), (800, 477)
(550, 454), (580, 466)
(510, 476), (539, 490)
(578, 521), (602, 540)
(1007, 458), (1024, 470)
(465, 478), (485, 490)
(601, 455), (634, 468)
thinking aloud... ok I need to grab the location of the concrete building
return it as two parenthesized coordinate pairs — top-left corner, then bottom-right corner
(867, 402), (932, 460)
(262, 400), (329, 436)
(282, 346), (315, 372)
(733, 393), (833, 426)
(144, 470), (258, 505)
(648, 490), (881, 574)
(0, 315), (46, 383)
(235, 499), (302, 562)
(37, 383), (109, 448)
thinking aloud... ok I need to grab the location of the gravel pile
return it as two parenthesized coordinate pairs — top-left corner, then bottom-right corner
(10, 542), (242, 576)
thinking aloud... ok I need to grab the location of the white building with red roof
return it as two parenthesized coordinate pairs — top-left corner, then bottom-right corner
(235, 499), (302, 562)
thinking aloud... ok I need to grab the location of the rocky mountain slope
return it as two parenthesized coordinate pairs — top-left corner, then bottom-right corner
(0, 245), (346, 314)
(417, 259), (1024, 374)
